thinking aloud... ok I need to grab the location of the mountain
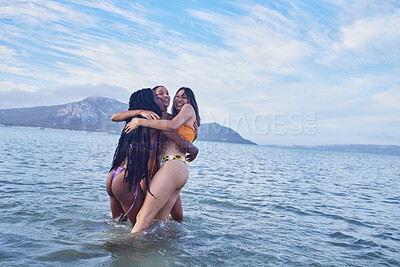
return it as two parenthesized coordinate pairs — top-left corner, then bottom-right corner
(0, 96), (128, 133)
(197, 122), (256, 145)
(0, 97), (256, 145)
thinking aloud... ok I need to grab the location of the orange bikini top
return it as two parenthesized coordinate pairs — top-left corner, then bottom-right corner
(176, 124), (197, 143)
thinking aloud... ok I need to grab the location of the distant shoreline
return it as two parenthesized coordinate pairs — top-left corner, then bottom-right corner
(0, 124), (116, 135)
(0, 124), (255, 144)
(263, 144), (400, 156)
(0, 97), (256, 145)
(1, 125), (399, 156)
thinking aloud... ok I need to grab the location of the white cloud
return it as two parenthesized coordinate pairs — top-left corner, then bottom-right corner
(0, 80), (39, 94)
(0, 63), (25, 75)
(189, 5), (310, 73)
(1, 0), (399, 144)
(0, 45), (16, 58)
(0, 83), (130, 109)
(371, 88), (400, 110)
(60, 0), (160, 29)
(335, 9), (400, 51)
(0, 0), (96, 26)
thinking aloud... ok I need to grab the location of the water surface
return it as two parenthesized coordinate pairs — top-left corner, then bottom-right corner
(0, 127), (399, 266)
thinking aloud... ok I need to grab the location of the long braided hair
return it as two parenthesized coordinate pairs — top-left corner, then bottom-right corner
(110, 88), (162, 194)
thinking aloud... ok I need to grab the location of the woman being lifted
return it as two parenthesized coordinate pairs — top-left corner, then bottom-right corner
(125, 87), (200, 233)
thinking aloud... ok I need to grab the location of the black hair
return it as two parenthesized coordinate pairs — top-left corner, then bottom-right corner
(152, 85), (165, 92)
(172, 87), (201, 126)
(110, 88), (162, 194)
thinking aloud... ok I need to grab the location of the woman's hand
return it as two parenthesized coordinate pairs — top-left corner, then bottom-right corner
(125, 118), (141, 133)
(140, 110), (159, 120)
(186, 146), (198, 162)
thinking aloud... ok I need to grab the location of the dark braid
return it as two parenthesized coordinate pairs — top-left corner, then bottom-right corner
(110, 88), (162, 194)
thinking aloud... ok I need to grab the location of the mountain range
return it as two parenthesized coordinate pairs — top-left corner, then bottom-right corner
(0, 96), (256, 145)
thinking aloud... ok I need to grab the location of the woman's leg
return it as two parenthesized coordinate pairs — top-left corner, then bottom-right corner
(131, 161), (188, 233)
(170, 194), (183, 222)
(155, 189), (181, 221)
(106, 171), (125, 219)
(112, 170), (145, 226)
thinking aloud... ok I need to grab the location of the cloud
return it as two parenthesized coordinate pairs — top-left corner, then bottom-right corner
(0, 44), (16, 58)
(334, 9), (400, 52)
(358, 132), (400, 142)
(0, 0), (96, 26)
(371, 88), (400, 110)
(0, 83), (131, 109)
(188, 4), (311, 74)
(1, 0), (399, 144)
(0, 63), (25, 76)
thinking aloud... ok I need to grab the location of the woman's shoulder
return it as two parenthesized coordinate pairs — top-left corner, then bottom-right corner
(182, 103), (195, 113)
(181, 104), (196, 125)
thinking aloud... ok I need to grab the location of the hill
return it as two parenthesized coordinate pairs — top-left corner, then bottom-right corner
(197, 122), (256, 145)
(0, 96), (128, 133)
(0, 97), (256, 145)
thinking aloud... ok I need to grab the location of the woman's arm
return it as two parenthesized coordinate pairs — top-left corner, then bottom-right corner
(125, 104), (194, 132)
(162, 131), (198, 162)
(111, 110), (159, 122)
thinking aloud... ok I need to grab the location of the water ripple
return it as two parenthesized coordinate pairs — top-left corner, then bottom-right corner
(0, 128), (400, 266)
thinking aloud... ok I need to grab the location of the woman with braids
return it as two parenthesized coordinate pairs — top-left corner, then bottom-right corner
(106, 88), (198, 226)
(125, 87), (200, 233)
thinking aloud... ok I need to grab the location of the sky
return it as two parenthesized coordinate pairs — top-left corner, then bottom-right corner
(1, 0), (400, 145)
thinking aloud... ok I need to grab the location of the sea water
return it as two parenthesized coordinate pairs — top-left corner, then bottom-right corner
(0, 126), (399, 266)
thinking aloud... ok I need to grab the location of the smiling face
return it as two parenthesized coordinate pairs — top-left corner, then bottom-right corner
(173, 89), (188, 112)
(154, 86), (170, 108)
(153, 91), (165, 112)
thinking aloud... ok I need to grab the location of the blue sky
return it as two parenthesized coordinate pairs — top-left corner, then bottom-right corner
(1, 0), (399, 145)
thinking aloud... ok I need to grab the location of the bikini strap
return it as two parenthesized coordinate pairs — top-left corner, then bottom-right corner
(121, 182), (139, 221)
(149, 134), (159, 150)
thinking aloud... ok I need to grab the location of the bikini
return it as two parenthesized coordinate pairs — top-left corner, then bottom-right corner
(161, 123), (197, 166)
(110, 135), (159, 221)
(162, 154), (187, 165)
(111, 123), (195, 219)
(110, 138), (159, 182)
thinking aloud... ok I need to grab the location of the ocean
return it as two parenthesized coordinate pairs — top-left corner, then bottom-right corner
(0, 126), (399, 266)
